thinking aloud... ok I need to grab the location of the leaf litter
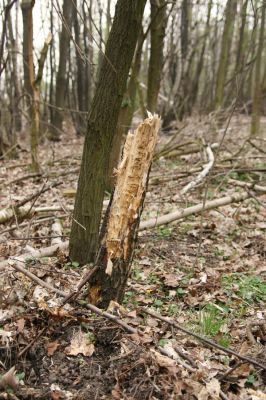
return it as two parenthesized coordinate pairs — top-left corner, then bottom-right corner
(0, 115), (265, 399)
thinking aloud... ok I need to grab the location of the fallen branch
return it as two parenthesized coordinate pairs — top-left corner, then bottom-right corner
(8, 260), (137, 334)
(7, 260), (266, 371)
(0, 181), (62, 224)
(143, 309), (266, 371)
(51, 219), (63, 245)
(139, 184), (266, 230)
(0, 241), (69, 271)
(175, 144), (214, 198)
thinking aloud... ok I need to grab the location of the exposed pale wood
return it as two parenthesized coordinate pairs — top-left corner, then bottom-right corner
(88, 114), (161, 307)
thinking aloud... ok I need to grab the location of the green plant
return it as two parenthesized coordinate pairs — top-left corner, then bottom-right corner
(198, 304), (228, 337)
(222, 273), (266, 304)
(64, 260), (79, 269)
(167, 304), (180, 316)
(245, 372), (257, 386)
(157, 226), (173, 238)
(147, 272), (161, 284)
(218, 335), (231, 348)
(158, 338), (168, 347)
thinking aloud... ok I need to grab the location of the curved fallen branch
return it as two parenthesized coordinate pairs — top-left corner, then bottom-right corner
(177, 144), (214, 197)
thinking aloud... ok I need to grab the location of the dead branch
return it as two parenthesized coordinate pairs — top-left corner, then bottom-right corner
(139, 184), (266, 231)
(7, 259), (266, 371)
(0, 241), (69, 271)
(7, 261), (137, 334)
(175, 144), (214, 198)
(0, 181), (62, 224)
(51, 219), (63, 245)
(143, 309), (266, 371)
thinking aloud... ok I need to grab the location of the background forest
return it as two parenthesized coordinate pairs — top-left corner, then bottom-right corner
(0, 0), (266, 399)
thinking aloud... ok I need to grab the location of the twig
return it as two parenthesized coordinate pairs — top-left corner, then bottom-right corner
(7, 261), (137, 334)
(18, 327), (47, 358)
(8, 260), (65, 296)
(174, 144), (215, 199)
(143, 308), (266, 371)
(139, 185), (266, 230)
(15, 181), (62, 208)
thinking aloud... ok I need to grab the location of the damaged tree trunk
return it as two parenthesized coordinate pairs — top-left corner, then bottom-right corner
(88, 115), (160, 309)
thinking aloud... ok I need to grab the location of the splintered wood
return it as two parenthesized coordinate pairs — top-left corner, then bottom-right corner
(106, 114), (160, 274)
(88, 114), (160, 307)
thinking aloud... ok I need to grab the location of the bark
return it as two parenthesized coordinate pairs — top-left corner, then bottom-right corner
(88, 115), (160, 308)
(21, 0), (39, 171)
(7, 11), (22, 131)
(69, 0), (147, 265)
(107, 31), (145, 191)
(50, 0), (74, 140)
(147, 0), (167, 113)
(188, 0), (212, 112)
(215, 0), (237, 109)
(73, 1), (87, 136)
(251, 0), (266, 136)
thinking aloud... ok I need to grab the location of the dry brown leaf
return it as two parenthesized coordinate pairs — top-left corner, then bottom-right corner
(127, 309), (137, 318)
(46, 340), (60, 356)
(65, 330), (94, 357)
(16, 318), (25, 333)
(164, 273), (180, 287)
(205, 378), (220, 399)
(111, 383), (122, 399)
(151, 349), (176, 367)
(0, 366), (19, 390)
(246, 389), (266, 399)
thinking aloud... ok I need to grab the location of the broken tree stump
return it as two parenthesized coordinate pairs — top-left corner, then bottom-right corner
(88, 114), (160, 308)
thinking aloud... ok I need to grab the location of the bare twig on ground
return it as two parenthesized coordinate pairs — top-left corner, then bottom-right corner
(0, 181), (63, 224)
(173, 144), (215, 199)
(139, 185), (266, 230)
(143, 309), (266, 370)
(7, 259), (266, 371)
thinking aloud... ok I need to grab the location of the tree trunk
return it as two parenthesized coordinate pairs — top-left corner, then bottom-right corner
(50, 0), (74, 140)
(107, 30), (145, 191)
(73, 1), (87, 136)
(21, 0), (39, 172)
(188, 0), (212, 112)
(7, 11), (22, 132)
(69, 0), (147, 265)
(88, 115), (160, 308)
(147, 0), (167, 113)
(215, 0), (237, 109)
(251, 0), (266, 136)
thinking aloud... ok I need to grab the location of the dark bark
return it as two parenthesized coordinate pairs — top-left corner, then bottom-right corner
(73, 1), (87, 136)
(69, 0), (147, 265)
(50, 0), (74, 140)
(147, 0), (167, 113)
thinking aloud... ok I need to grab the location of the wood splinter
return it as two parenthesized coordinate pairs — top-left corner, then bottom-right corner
(88, 114), (161, 308)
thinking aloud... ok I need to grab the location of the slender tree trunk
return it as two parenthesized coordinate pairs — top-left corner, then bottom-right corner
(7, 12), (22, 131)
(147, 0), (167, 113)
(188, 0), (212, 112)
(50, 0), (74, 140)
(251, 0), (266, 136)
(21, 0), (39, 172)
(73, 0), (87, 135)
(69, 0), (147, 265)
(215, 0), (237, 109)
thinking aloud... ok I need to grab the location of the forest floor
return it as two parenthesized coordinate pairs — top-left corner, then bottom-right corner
(0, 114), (266, 399)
